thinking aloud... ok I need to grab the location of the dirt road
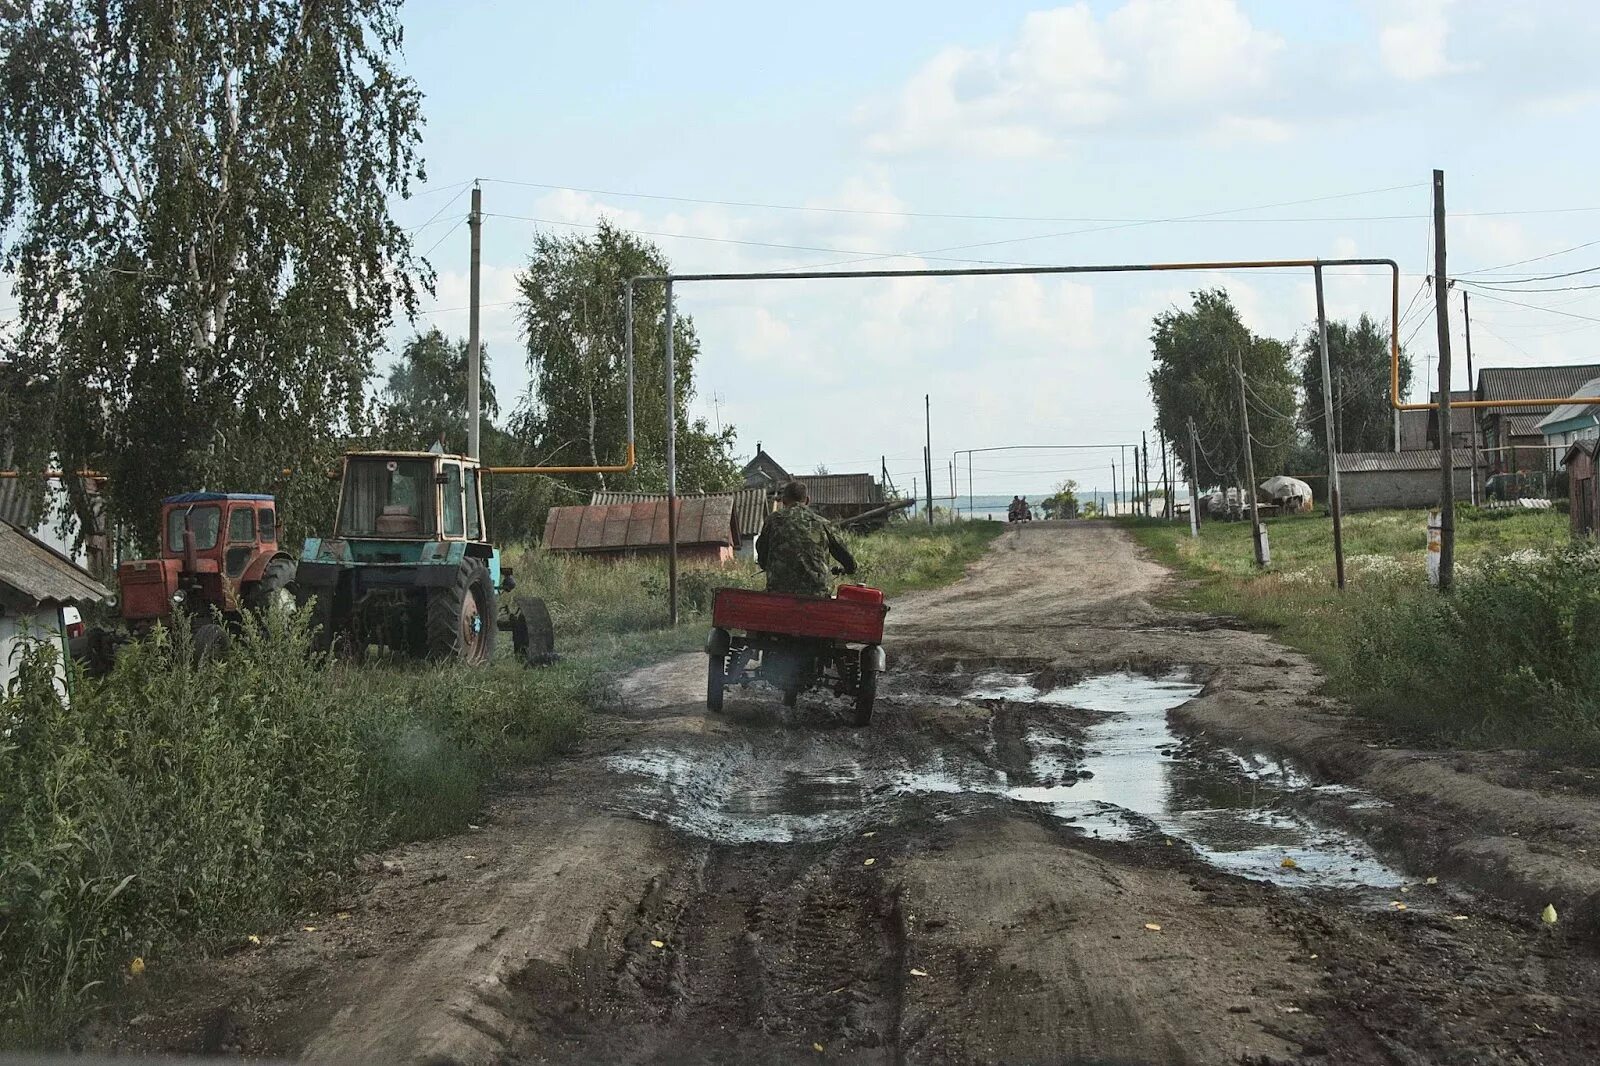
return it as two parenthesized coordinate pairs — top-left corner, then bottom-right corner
(116, 522), (1600, 1064)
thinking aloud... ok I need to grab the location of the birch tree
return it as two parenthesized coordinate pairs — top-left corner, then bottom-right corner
(0, 0), (426, 546)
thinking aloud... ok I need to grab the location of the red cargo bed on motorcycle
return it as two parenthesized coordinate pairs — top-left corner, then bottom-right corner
(712, 586), (888, 644)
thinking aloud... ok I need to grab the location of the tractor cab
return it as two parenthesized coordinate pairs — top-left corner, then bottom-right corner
(119, 492), (287, 623)
(297, 450), (517, 663)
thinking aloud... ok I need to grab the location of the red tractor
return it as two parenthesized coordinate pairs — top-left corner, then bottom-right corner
(105, 492), (297, 659)
(705, 584), (889, 726)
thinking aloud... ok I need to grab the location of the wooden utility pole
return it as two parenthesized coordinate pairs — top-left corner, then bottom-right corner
(1462, 287), (1481, 506)
(1186, 417), (1201, 538)
(1160, 435), (1171, 519)
(467, 183), (483, 460)
(1236, 349), (1266, 567)
(1313, 263), (1347, 590)
(924, 395), (934, 526)
(1141, 433), (1151, 517)
(1433, 169), (1456, 590)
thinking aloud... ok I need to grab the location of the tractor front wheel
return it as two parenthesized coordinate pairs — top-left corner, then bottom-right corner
(426, 559), (497, 664)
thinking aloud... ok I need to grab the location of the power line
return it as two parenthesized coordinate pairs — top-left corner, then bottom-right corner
(1458, 238), (1600, 276)
(407, 185), (471, 234)
(1454, 285), (1600, 324)
(417, 215), (468, 261)
(1456, 279), (1600, 294)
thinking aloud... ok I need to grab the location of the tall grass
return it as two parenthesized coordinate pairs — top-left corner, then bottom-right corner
(1129, 508), (1600, 761)
(0, 610), (589, 1043)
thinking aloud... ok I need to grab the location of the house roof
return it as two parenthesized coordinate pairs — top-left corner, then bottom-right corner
(591, 487), (772, 541)
(797, 473), (881, 508)
(1537, 376), (1600, 432)
(1565, 439), (1599, 464)
(741, 448), (789, 486)
(1336, 449), (1478, 473)
(542, 496), (737, 552)
(0, 518), (112, 606)
(1504, 414), (1552, 438)
(1478, 363), (1600, 411)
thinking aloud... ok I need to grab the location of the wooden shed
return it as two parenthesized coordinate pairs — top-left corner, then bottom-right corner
(0, 517), (111, 702)
(591, 488), (773, 559)
(1567, 439), (1598, 538)
(542, 496), (739, 564)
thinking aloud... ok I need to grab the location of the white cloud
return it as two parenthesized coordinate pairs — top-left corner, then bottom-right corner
(863, 0), (1286, 158)
(1379, 0), (1464, 81)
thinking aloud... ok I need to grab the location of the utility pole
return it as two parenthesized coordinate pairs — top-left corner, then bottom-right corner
(1314, 263), (1347, 589)
(1186, 417), (1201, 538)
(1433, 169), (1456, 591)
(1110, 462), (1118, 516)
(1236, 349), (1266, 567)
(1141, 433), (1150, 517)
(924, 395), (934, 526)
(1462, 287), (1481, 506)
(1160, 435), (1171, 519)
(948, 459), (955, 520)
(467, 182), (483, 459)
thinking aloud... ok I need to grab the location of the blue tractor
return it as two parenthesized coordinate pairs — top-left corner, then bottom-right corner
(297, 449), (552, 663)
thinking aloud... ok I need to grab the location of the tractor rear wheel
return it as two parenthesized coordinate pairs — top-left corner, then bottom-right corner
(246, 556), (298, 618)
(854, 645), (880, 727)
(425, 559), (497, 664)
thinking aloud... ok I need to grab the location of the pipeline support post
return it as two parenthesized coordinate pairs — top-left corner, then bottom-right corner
(665, 280), (679, 625)
(1314, 263), (1347, 590)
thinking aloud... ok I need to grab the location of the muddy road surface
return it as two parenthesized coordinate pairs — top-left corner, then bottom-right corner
(117, 522), (1600, 1064)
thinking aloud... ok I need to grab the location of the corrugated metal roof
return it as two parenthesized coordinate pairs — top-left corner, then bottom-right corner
(1505, 413), (1552, 437)
(741, 449), (789, 487)
(1537, 376), (1600, 431)
(0, 518), (111, 605)
(1479, 364), (1600, 405)
(591, 488), (772, 541)
(797, 473), (881, 507)
(543, 496), (737, 552)
(1336, 450), (1478, 473)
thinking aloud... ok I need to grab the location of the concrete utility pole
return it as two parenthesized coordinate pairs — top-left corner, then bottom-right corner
(1236, 350), (1266, 567)
(1462, 287), (1481, 506)
(1186, 417), (1201, 538)
(1313, 263), (1347, 590)
(1433, 169), (1456, 591)
(467, 183), (483, 460)
(924, 395), (934, 526)
(1110, 463), (1118, 516)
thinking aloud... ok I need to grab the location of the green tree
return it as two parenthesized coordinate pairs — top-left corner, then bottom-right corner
(513, 221), (739, 496)
(1296, 314), (1413, 460)
(1041, 479), (1079, 519)
(0, 1), (425, 548)
(1148, 289), (1295, 493)
(379, 329), (499, 453)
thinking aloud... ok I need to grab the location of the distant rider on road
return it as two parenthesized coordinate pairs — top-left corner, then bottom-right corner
(756, 480), (858, 597)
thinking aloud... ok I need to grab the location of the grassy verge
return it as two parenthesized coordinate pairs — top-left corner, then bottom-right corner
(1125, 507), (1600, 762)
(0, 520), (999, 1043)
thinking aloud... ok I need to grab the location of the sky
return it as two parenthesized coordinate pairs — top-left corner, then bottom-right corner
(388, 0), (1600, 498)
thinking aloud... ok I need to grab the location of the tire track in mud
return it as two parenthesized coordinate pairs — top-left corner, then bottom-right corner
(508, 839), (912, 1063)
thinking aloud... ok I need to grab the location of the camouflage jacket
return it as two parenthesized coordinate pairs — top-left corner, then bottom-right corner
(755, 504), (857, 597)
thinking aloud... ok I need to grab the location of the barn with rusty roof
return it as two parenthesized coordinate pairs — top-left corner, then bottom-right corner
(542, 496), (740, 563)
(590, 488), (772, 558)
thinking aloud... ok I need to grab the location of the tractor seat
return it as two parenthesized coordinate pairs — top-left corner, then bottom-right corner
(375, 505), (421, 535)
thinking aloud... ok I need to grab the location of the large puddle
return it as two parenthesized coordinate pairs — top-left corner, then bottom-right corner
(605, 668), (1409, 893)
